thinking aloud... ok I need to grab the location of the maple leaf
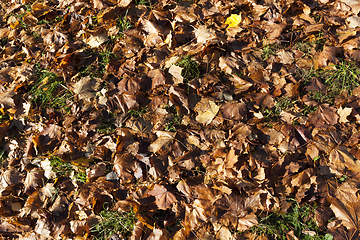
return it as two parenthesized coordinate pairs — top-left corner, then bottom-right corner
(148, 184), (177, 210)
(337, 106), (353, 123)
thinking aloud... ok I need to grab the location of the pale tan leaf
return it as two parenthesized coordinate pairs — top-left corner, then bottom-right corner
(194, 99), (220, 125)
(149, 131), (176, 154)
(216, 227), (232, 240)
(225, 148), (238, 168)
(347, 16), (360, 28)
(84, 32), (109, 48)
(277, 49), (294, 65)
(337, 107), (353, 123)
(169, 65), (184, 84)
(237, 213), (258, 231)
(194, 25), (217, 44)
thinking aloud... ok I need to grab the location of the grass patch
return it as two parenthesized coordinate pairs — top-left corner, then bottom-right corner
(306, 91), (332, 104)
(261, 96), (297, 122)
(90, 208), (137, 240)
(96, 112), (116, 134)
(250, 201), (333, 240)
(176, 56), (200, 82)
(49, 156), (87, 183)
(96, 49), (116, 77)
(164, 105), (182, 132)
(295, 32), (325, 56)
(75, 171), (87, 184)
(116, 10), (132, 39)
(297, 60), (360, 115)
(29, 69), (72, 112)
(49, 156), (74, 177)
(128, 106), (149, 118)
(324, 60), (360, 95)
(295, 41), (313, 56)
(261, 41), (278, 61)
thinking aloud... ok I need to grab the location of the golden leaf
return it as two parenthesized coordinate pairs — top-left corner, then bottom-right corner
(225, 14), (242, 28)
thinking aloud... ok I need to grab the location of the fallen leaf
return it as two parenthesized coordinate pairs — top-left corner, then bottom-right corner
(194, 25), (217, 44)
(225, 14), (242, 28)
(221, 101), (247, 121)
(194, 99), (220, 125)
(346, 15), (360, 28)
(277, 49), (294, 65)
(149, 131), (176, 154)
(337, 107), (352, 123)
(168, 65), (184, 84)
(148, 184), (177, 210)
(84, 32), (109, 48)
(317, 46), (338, 68)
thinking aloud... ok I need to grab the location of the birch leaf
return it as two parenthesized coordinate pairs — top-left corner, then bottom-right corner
(225, 14), (242, 28)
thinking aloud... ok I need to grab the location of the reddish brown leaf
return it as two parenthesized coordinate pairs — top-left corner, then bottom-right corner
(148, 184), (177, 210)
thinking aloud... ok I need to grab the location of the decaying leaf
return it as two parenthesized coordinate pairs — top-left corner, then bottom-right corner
(149, 131), (176, 154)
(194, 99), (220, 124)
(84, 32), (109, 48)
(337, 107), (352, 123)
(194, 25), (217, 44)
(148, 184), (177, 210)
(2, 0), (360, 239)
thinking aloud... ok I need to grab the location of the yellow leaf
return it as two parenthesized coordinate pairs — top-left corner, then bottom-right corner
(225, 14), (242, 28)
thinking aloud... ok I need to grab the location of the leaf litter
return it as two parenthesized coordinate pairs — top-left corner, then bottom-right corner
(1, 0), (360, 239)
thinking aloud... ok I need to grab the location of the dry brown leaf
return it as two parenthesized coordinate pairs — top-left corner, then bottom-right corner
(225, 148), (238, 169)
(72, 76), (99, 100)
(317, 46), (338, 68)
(305, 77), (326, 93)
(149, 69), (166, 89)
(255, 93), (275, 108)
(219, 56), (241, 74)
(309, 104), (339, 127)
(113, 153), (135, 182)
(229, 74), (253, 93)
(0, 90), (16, 108)
(23, 168), (44, 194)
(329, 146), (360, 175)
(221, 101), (247, 121)
(329, 195), (360, 230)
(148, 184), (177, 210)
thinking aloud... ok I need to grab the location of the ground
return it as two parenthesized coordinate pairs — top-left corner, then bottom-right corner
(0, 0), (360, 239)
